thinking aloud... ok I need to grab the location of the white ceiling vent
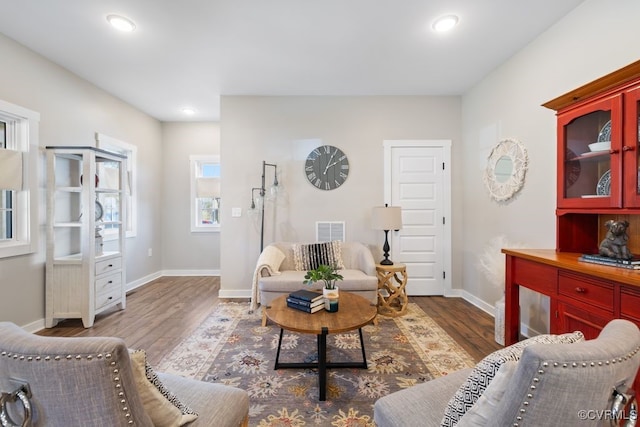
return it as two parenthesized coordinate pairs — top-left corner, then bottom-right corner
(316, 221), (345, 242)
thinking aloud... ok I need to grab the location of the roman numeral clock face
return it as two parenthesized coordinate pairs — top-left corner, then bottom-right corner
(304, 145), (350, 190)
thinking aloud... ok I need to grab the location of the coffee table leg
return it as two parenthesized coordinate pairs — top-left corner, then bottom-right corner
(274, 328), (284, 369)
(273, 326), (367, 401)
(358, 328), (368, 369)
(318, 327), (328, 401)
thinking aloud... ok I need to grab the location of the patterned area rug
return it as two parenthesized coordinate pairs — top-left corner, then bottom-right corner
(156, 302), (475, 426)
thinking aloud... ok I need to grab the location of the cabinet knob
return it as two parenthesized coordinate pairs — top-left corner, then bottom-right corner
(609, 149), (620, 154)
(623, 145), (635, 152)
(108, 296), (113, 300)
(108, 264), (113, 267)
(575, 287), (586, 293)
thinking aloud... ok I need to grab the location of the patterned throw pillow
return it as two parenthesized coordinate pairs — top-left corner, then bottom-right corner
(440, 331), (585, 427)
(129, 349), (198, 426)
(292, 241), (344, 271)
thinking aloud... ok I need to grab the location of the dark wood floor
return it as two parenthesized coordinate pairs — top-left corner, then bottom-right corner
(37, 276), (502, 366)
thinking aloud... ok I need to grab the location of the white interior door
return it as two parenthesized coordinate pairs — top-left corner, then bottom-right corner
(384, 140), (451, 296)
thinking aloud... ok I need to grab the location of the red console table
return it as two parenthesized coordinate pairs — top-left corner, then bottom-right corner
(503, 248), (640, 345)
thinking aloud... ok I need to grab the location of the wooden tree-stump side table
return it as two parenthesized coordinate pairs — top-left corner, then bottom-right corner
(376, 263), (408, 316)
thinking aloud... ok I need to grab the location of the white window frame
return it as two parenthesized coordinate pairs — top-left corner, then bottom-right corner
(190, 155), (220, 233)
(0, 99), (39, 259)
(95, 133), (137, 239)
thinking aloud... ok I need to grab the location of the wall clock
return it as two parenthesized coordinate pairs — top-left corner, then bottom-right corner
(304, 145), (350, 190)
(77, 200), (104, 222)
(95, 200), (104, 221)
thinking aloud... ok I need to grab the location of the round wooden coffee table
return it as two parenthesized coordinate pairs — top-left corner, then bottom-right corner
(265, 292), (377, 401)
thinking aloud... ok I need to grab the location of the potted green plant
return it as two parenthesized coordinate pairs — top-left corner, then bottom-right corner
(303, 264), (343, 291)
(303, 264), (343, 312)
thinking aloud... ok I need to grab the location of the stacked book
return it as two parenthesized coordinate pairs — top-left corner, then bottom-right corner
(287, 289), (325, 313)
(578, 254), (640, 270)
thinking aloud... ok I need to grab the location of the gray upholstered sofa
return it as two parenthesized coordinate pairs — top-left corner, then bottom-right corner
(0, 322), (249, 426)
(255, 241), (378, 324)
(374, 319), (640, 427)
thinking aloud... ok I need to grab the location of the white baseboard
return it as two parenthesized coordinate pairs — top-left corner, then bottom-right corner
(452, 289), (543, 339)
(454, 289), (495, 316)
(218, 289), (252, 299)
(161, 269), (220, 276)
(127, 271), (162, 292)
(23, 319), (45, 333)
(519, 323), (543, 339)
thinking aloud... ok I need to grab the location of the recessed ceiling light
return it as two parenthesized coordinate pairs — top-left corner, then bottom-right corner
(432, 14), (459, 33)
(182, 108), (196, 115)
(107, 14), (136, 32)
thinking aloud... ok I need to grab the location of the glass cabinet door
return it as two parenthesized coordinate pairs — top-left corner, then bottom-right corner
(623, 85), (640, 207)
(557, 95), (623, 208)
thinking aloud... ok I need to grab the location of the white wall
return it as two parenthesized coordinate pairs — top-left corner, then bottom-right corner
(161, 122), (221, 272)
(0, 32), (163, 328)
(219, 96), (462, 297)
(461, 0), (640, 334)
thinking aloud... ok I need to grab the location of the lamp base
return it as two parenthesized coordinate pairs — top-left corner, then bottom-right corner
(380, 230), (394, 265)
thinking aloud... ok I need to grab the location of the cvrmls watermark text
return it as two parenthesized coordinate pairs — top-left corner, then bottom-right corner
(578, 409), (637, 421)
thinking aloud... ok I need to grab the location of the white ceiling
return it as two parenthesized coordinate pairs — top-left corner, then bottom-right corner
(0, 0), (584, 122)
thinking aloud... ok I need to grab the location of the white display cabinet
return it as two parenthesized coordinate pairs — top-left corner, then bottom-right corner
(45, 146), (127, 328)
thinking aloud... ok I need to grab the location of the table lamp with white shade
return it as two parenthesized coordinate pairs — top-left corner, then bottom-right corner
(371, 204), (402, 265)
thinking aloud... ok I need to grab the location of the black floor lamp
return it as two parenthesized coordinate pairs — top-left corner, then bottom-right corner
(250, 161), (280, 252)
(371, 204), (403, 265)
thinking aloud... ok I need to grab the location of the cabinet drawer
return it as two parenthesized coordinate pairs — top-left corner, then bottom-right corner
(95, 288), (121, 310)
(95, 272), (122, 295)
(557, 301), (611, 340)
(511, 258), (556, 294)
(95, 257), (122, 276)
(558, 272), (614, 312)
(621, 289), (640, 321)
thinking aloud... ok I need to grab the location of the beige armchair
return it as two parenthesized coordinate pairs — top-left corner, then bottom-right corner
(0, 322), (249, 426)
(374, 319), (640, 426)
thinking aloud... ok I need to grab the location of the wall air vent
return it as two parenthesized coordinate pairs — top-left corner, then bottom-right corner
(316, 221), (345, 242)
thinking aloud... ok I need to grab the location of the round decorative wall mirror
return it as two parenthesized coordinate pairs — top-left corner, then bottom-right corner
(483, 138), (529, 202)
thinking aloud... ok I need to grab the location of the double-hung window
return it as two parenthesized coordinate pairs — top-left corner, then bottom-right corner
(0, 100), (39, 258)
(0, 121), (11, 242)
(190, 155), (220, 232)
